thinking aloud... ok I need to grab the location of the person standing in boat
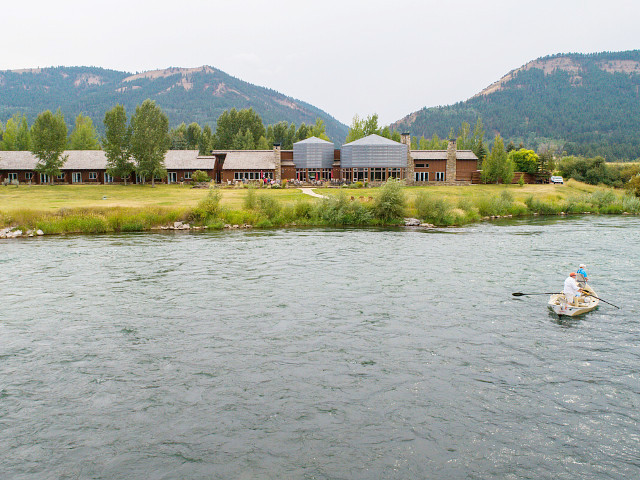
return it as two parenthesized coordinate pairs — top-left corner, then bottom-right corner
(564, 272), (583, 305)
(576, 263), (589, 287)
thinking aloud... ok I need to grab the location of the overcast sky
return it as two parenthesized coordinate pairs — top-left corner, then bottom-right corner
(1, 0), (638, 126)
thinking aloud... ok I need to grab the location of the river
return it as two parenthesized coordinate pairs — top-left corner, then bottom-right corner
(1, 216), (639, 479)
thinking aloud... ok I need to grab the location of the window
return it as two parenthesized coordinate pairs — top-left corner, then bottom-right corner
(184, 171), (192, 180)
(136, 174), (145, 184)
(72, 172), (82, 183)
(57, 173), (65, 180)
(415, 163), (429, 168)
(25, 172), (33, 181)
(40, 173), (50, 183)
(104, 173), (114, 183)
(167, 172), (177, 184)
(8, 173), (18, 181)
(415, 172), (429, 182)
(436, 172), (445, 181)
(89, 172), (97, 180)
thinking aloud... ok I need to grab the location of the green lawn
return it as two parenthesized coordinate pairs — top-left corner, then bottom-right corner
(0, 184), (313, 213)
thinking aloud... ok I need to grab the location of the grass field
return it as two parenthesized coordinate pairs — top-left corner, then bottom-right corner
(0, 184), (311, 212)
(1, 180), (637, 234)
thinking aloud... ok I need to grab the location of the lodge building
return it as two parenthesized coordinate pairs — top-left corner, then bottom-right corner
(0, 134), (484, 185)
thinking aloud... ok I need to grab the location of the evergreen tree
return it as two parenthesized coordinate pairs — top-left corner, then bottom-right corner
(170, 122), (187, 150)
(130, 99), (170, 186)
(31, 109), (68, 183)
(103, 104), (134, 185)
(68, 113), (100, 150)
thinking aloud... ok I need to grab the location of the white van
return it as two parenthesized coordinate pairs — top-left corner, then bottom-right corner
(550, 176), (564, 184)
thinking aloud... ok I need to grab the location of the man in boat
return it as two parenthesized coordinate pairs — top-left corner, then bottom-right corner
(576, 263), (589, 287)
(564, 272), (584, 306)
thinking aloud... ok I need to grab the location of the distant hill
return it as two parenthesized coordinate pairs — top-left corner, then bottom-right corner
(392, 50), (640, 160)
(0, 65), (348, 144)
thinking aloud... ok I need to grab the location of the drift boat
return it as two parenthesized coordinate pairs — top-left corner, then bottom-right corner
(548, 285), (599, 316)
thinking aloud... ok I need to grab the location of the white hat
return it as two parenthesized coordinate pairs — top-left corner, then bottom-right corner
(579, 264), (586, 268)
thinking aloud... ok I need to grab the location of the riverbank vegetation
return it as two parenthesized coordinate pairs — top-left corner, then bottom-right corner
(2, 180), (639, 235)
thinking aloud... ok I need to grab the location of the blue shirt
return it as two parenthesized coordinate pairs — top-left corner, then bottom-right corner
(576, 267), (588, 279)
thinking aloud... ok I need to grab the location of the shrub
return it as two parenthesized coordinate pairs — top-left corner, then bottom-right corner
(190, 188), (222, 222)
(518, 173), (525, 187)
(294, 200), (314, 220)
(352, 181), (363, 188)
(524, 195), (562, 215)
(257, 194), (282, 220)
(192, 170), (210, 183)
(625, 174), (640, 198)
(373, 178), (406, 222)
(243, 187), (257, 210)
(622, 194), (640, 213)
(316, 191), (372, 225)
(414, 192), (455, 225)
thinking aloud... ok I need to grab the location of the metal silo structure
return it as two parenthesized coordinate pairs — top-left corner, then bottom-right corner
(292, 136), (335, 182)
(340, 134), (408, 183)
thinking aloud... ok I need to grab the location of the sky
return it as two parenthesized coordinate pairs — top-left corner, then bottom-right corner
(1, 0), (639, 126)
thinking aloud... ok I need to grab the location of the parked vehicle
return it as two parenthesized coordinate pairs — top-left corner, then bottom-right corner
(550, 176), (564, 184)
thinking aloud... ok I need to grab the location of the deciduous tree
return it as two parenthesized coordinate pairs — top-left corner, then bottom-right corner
(130, 99), (170, 186)
(103, 104), (134, 185)
(482, 135), (513, 184)
(68, 113), (100, 150)
(31, 109), (68, 183)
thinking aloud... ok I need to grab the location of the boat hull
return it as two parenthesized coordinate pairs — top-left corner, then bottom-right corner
(548, 286), (599, 317)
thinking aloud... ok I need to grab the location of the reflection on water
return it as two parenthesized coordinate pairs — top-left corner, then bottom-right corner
(1, 216), (639, 479)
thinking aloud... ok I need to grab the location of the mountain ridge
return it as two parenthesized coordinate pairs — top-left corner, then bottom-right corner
(392, 50), (640, 160)
(0, 65), (349, 144)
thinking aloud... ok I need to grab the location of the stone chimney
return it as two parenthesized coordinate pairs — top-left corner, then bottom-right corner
(446, 139), (457, 183)
(401, 133), (414, 185)
(273, 143), (281, 183)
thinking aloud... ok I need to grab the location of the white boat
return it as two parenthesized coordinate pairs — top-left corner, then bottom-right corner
(548, 285), (599, 316)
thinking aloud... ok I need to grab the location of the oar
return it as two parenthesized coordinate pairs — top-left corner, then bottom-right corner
(512, 292), (558, 296)
(513, 292), (621, 309)
(582, 293), (620, 309)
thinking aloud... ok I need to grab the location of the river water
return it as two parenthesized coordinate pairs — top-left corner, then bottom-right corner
(1, 216), (639, 479)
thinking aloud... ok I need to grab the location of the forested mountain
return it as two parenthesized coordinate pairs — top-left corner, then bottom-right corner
(392, 50), (640, 160)
(0, 66), (348, 144)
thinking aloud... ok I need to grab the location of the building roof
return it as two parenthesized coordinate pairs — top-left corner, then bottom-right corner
(221, 151), (275, 170)
(342, 134), (402, 147)
(293, 136), (333, 146)
(411, 150), (478, 161)
(0, 150), (215, 170)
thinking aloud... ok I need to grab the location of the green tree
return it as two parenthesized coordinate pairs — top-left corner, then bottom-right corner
(213, 108), (265, 149)
(470, 117), (485, 158)
(103, 104), (134, 185)
(130, 99), (170, 186)
(232, 128), (255, 150)
(1, 115), (19, 150)
(508, 148), (539, 174)
(345, 113), (381, 143)
(186, 122), (202, 150)
(199, 125), (213, 155)
(482, 135), (513, 184)
(31, 109), (68, 183)
(16, 115), (32, 150)
(170, 122), (187, 150)
(256, 135), (270, 150)
(310, 118), (331, 142)
(68, 113), (100, 150)
(457, 121), (471, 149)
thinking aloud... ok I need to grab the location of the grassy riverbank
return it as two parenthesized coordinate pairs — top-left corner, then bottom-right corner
(1, 180), (639, 234)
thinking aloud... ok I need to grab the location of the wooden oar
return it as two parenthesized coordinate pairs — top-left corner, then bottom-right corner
(512, 292), (558, 296)
(513, 292), (620, 309)
(582, 293), (620, 309)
